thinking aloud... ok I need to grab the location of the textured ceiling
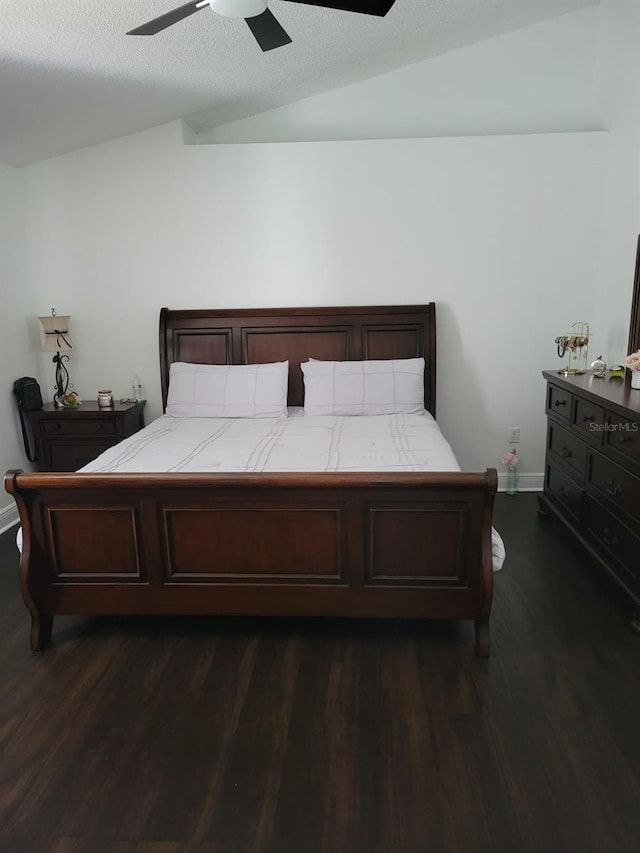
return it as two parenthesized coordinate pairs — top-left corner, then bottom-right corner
(0, 0), (596, 167)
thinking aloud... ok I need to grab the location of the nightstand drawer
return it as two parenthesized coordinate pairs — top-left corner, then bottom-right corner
(588, 450), (640, 527)
(547, 422), (587, 482)
(29, 401), (145, 473)
(41, 418), (117, 436)
(547, 384), (572, 422)
(47, 442), (115, 472)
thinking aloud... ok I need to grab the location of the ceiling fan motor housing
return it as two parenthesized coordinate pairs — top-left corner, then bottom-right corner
(209, 0), (268, 18)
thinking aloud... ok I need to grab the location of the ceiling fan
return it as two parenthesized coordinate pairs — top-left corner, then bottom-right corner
(127, 0), (397, 53)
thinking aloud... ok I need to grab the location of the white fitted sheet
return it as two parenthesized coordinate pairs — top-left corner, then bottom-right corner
(78, 409), (505, 571)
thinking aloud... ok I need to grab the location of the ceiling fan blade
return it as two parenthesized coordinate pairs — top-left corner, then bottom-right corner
(245, 9), (292, 52)
(127, 1), (206, 36)
(280, 0), (395, 15)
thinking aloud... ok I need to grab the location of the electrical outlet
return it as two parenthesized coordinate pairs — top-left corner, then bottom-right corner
(509, 427), (520, 443)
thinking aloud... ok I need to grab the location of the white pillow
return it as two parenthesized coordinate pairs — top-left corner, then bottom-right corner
(166, 361), (289, 418)
(301, 358), (425, 416)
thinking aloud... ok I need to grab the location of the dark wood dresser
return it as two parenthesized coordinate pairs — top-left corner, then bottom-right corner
(539, 371), (640, 627)
(28, 400), (146, 472)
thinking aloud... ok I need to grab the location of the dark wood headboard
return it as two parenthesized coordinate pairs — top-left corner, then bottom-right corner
(159, 304), (437, 416)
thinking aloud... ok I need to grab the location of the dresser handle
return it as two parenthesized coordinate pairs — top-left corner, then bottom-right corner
(582, 414), (594, 423)
(557, 487), (569, 500)
(97, 423), (104, 431)
(52, 423), (61, 431)
(619, 434), (632, 445)
(554, 399), (567, 407)
(605, 479), (622, 497)
(560, 446), (573, 459)
(602, 528), (619, 548)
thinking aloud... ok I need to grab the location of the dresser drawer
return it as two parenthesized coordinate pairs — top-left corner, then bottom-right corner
(604, 414), (640, 469)
(546, 384), (572, 422)
(572, 397), (605, 442)
(545, 462), (583, 522)
(587, 450), (640, 528)
(584, 494), (640, 590)
(41, 418), (117, 437)
(547, 422), (587, 482)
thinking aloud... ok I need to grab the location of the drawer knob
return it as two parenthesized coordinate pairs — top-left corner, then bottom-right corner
(560, 446), (573, 459)
(582, 414), (594, 423)
(554, 399), (567, 407)
(558, 487), (569, 500)
(602, 527), (619, 548)
(605, 479), (622, 497)
(52, 423), (61, 431)
(619, 434), (632, 445)
(97, 423), (104, 431)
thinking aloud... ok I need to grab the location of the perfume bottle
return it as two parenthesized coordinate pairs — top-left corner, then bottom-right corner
(591, 355), (607, 378)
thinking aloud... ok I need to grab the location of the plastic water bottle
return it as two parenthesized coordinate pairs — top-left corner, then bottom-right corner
(132, 375), (142, 402)
(506, 464), (519, 496)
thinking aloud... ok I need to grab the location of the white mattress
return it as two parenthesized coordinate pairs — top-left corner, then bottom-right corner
(79, 409), (505, 571)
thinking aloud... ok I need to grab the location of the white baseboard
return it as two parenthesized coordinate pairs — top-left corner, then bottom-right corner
(497, 472), (543, 493)
(0, 503), (19, 536)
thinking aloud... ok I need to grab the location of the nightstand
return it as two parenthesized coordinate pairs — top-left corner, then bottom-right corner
(28, 400), (146, 472)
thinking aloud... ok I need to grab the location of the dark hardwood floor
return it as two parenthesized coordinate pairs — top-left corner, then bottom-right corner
(2, 494), (640, 853)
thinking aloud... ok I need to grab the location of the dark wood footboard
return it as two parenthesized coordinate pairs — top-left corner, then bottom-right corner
(5, 468), (497, 656)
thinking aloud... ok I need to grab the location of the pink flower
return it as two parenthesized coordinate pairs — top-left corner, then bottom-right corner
(501, 450), (518, 467)
(625, 350), (640, 371)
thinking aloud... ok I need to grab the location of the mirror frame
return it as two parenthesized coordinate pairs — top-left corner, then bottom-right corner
(628, 234), (640, 355)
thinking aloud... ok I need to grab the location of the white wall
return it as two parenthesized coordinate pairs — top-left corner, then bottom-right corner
(590, 0), (640, 364)
(0, 163), (41, 529)
(5, 0), (637, 504)
(21, 123), (606, 483)
(197, 7), (600, 144)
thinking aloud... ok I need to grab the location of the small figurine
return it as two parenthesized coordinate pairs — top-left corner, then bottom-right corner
(61, 391), (82, 408)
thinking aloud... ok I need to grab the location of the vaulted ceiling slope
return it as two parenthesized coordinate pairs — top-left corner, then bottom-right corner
(1, 0), (596, 167)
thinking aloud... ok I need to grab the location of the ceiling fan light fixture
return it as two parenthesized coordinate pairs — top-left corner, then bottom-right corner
(209, 0), (268, 18)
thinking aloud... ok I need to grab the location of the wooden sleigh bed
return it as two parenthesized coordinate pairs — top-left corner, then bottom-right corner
(5, 304), (498, 656)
